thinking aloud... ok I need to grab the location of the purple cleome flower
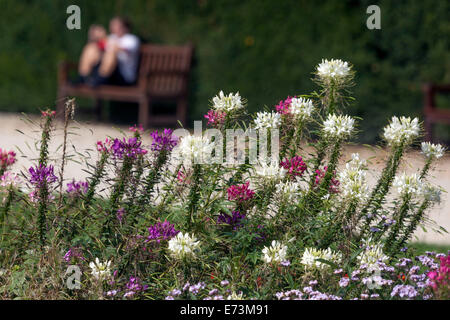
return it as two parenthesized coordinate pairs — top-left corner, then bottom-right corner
(28, 164), (58, 187)
(67, 179), (89, 195)
(116, 208), (126, 223)
(217, 211), (246, 230)
(63, 247), (85, 263)
(123, 276), (148, 298)
(112, 137), (147, 159)
(147, 220), (179, 243)
(150, 129), (178, 152)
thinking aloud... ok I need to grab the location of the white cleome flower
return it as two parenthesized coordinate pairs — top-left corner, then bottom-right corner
(322, 114), (355, 140)
(89, 258), (112, 280)
(212, 90), (244, 112)
(357, 241), (389, 270)
(383, 116), (420, 146)
(422, 183), (442, 203)
(301, 247), (342, 271)
(392, 172), (422, 196)
(254, 111), (282, 130)
(316, 59), (352, 82)
(337, 153), (369, 202)
(289, 97), (315, 121)
(421, 142), (445, 160)
(168, 232), (200, 259)
(262, 240), (288, 264)
(227, 291), (245, 300)
(254, 161), (286, 182)
(174, 135), (215, 165)
(275, 180), (301, 202)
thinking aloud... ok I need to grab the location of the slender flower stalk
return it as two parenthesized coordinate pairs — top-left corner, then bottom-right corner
(34, 110), (55, 248)
(57, 99), (75, 207)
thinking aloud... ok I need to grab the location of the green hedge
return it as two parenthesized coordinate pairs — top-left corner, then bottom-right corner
(1, 0), (449, 142)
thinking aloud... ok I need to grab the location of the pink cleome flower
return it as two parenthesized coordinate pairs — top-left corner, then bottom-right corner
(314, 166), (340, 194)
(0, 148), (17, 170)
(227, 181), (255, 203)
(275, 96), (293, 115)
(204, 110), (226, 126)
(280, 156), (307, 178)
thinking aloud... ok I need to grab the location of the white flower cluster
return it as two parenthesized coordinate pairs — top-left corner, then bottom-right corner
(322, 114), (355, 140)
(357, 240), (389, 270)
(422, 183), (442, 203)
(212, 91), (244, 112)
(275, 180), (301, 202)
(316, 59), (352, 82)
(89, 258), (112, 280)
(301, 247), (342, 271)
(262, 240), (288, 264)
(254, 161), (286, 182)
(392, 172), (422, 197)
(168, 232), (200, 259)
(254, 111), (282, 130)
(383, 116), (420, 146)
(289, 97), (315, 121)
(421, 142), (445, 160)
(337, 153), (369, 202)
(174, 135), (215, 165)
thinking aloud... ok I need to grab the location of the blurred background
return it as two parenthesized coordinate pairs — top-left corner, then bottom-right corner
(0, 0), (449, 143)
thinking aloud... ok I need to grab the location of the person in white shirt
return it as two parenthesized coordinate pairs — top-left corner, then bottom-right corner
(78, 17), (140, 86)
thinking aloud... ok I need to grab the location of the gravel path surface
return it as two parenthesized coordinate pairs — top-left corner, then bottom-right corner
(1, 112), (448, 245)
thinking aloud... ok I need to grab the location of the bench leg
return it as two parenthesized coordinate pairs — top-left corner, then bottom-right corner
(424, 117), (433, 142)
(94, 99), (103, 122)
(139, 97), (150, 128)
(177, 98), (188, 127)
(56, 89), (66, 120)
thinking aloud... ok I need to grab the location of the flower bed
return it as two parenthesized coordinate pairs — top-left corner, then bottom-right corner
(0, 60), (448, 300)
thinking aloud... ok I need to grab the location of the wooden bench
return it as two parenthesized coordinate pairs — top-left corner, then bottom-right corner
(423, 83), (450, 142)
(57, 43), (194, 127)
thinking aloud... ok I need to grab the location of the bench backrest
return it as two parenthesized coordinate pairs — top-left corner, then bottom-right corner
(138, 44), (194, 96)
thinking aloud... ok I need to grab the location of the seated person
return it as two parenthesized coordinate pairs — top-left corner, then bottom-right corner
(78, 17), (140, 87)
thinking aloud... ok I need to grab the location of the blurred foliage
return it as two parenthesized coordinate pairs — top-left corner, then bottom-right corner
(0, 0), (449, 142)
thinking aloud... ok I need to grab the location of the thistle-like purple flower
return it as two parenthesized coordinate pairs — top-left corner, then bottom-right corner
(28, 164), (57, 187)
(147, 220), (179, 243)
(112, 137), (147, 159)
(150, 129), (178, 152)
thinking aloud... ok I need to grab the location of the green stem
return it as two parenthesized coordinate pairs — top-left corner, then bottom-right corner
(385, 194), (411, 253)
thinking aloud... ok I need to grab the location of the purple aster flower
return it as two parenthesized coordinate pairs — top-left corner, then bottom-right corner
(281, 260), (291, 267)
(147, 220), (179, 243)
(28, 164), (58, 187)
(390, 284), (418, 299)
(150, 129), (178, 152)
(220, 280), (229, 287)
(339, 277), (350, 287)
